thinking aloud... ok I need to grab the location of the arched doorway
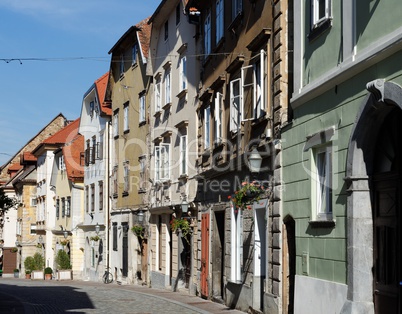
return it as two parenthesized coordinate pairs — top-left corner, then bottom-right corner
(344, 79), (402, 313)
(372, 108), (402, 313)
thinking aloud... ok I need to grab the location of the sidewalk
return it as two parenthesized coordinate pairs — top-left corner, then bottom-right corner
(75, 280), (245, 314)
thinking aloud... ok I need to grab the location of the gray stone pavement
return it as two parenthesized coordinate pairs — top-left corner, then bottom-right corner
(0, 278), (245, 314)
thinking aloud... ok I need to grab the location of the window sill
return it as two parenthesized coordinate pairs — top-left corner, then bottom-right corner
(138, 189), (147, 194)
(176, 89), (187, 100)
(162, 102), (172, 111)
(113, 193), (118, 199)
(139, 120), (146, 127)
(154, 110), (162, 118)
(131, 62), (138, 69)
(114, 135), (119, 140)
(122, 191), (129, 197)
(308, 18), (332, 42)
(308, 219), (335, 228)
(123, 129), (130, 135)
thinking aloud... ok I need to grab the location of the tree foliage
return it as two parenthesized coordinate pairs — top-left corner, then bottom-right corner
(0, 188), (19, 213)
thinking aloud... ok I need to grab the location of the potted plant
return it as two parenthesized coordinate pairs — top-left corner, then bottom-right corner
(25, 270), (31, 279)
(55, 250), (72, 280)
(31, 253), (45, 280)
(13, 268), (19, 278)
(170, 218), (191, 238)
(44, 267), (52, 280)
(228, 181), (266, 210)
(131, 225), (145, 239)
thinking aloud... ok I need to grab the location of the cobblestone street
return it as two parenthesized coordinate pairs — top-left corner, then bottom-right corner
(0, 278), (244, 314)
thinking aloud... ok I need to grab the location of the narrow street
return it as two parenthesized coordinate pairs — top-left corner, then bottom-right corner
(0, 278), (244, 314)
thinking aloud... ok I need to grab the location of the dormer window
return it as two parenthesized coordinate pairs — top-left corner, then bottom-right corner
(90, 101), (95, 117)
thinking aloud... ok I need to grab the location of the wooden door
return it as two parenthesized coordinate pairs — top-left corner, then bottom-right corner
(201, 213), (210, 298)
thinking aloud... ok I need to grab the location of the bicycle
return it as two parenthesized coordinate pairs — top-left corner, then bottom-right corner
(102, 267), (113, 284)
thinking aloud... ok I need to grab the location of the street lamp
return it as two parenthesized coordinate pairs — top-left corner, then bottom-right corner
(181, 198), (189, 214)
(95, 223), (100, 235)
(63, 230), (69, 239)
(137, 210), (144, 224)
(248, 147), (262, 176)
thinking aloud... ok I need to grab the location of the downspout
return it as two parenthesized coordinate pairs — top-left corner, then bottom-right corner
(105, 120), (111, 272)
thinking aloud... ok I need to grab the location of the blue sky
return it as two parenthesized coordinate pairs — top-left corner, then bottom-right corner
(0, 0), (161, 165)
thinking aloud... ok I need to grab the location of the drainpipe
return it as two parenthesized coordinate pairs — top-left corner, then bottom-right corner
(105, 120), (111, 272)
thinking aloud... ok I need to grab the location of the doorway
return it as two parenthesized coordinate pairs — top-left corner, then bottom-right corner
(201, 213), (210, 298)
(212, 210), (225, 302)
(283, 216), (295, 314)
(373, 109), (402, 314)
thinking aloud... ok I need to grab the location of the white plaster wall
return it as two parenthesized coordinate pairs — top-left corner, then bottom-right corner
(294, 275), (347, 314)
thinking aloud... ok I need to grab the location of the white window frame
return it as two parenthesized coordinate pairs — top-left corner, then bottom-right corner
(139, 95), (146, 123)
(216, 0), (224, 43)
(230, 78), (242, 133)
(230, 203), (243, 283)
(155, 143), (170, 181)
(312, 145), (332, 220)
(164, 68), (171, 105)
(179, 56), (187, 92)
(155, 77), (161, 112)
(180, 135), (188, 175)
(30, 223), (37, 235)
(132, 44), (138, 65)
(123, 103), (129, 132)
(312, 0), (331, 28)
(204, 106), (211, 150)
(123, 161), (130, 193)
(113, 111), (119, 137)
(30, 197), (37, 207)
(253, 50), (266, 119)
(214, 93), (223, 143)
(204, 11), (211, 56)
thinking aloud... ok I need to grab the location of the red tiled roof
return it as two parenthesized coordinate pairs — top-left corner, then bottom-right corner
(21, 152), (37, 163)
(43, 118), (80, 145)
(136, 17), (151, 59)
(8, 163), (22, 172)
(63, 134), (84, 182)
(95, 72), (112, 116)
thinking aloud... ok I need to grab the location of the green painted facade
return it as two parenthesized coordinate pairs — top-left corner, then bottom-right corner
(284, 0), (402, 291)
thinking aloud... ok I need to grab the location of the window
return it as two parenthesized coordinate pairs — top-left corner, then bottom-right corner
(155, 143), (170, 181)
(99, 181), (103, 211)
(179, 56), (187, 92)
(176, 3), (181, 25)
(66, 196), (71, 217)
(30, 197), (37, 207)
(59, 155), (66, 172)
(313, 145), (332, 220)
(90, 183), (95, 212)
(90, 101), (95, 117)
(214, 93), (223, 143)
(123, 161), (130, 194)
(180, 135), (188, 175)
(61, 197), (65, 218)
(253, 57), (265, 119)
(230, 203), (243, 282)
(204, 106), (211, 149)
(113, 223), (118, 251)
(112, 166), (118, 196)
(232, 0), (243, 21)
(312, 0), (331, 28)
(164, 20), (169, 41)
(230, 78), (242, 133)
(56, 198), (60, 219)
(139, 94), (146, 123)
(85, 140), (91, 166)
(120, 54), (125, 76)
(164, 68), (171, 105)
(85, 186), (89, 213)
(98, 133), (104, 160)
(113, 110), (119, 138)
(216, 0), (224, 43)
(30, 224), (37, 235)
(91, 247), (95, 267)
(91, 136), (96, 163)
(132, 44), (138, 65)
(204, 11), (211, 56)
(139, 156), (146, 192)
(123, 103), (129, 132)
(155, 77), (161, 112)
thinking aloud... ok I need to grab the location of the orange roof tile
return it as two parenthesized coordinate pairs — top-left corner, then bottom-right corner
(43, 118), (80, 145)
(8, 163), (22, 172)
(136, 17), (151, 59)
(21, 152), (37, 163)
(63, 134), (84, 182)
(95, 72), (112, 116)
